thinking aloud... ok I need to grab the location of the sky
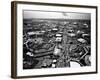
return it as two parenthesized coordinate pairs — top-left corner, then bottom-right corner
(23, 10), (91, 20)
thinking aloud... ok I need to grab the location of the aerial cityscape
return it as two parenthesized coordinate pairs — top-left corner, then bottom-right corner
(23, 11), (91, 69)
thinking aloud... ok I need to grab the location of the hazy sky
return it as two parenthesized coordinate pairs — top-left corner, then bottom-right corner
(23, 10), (91, 20)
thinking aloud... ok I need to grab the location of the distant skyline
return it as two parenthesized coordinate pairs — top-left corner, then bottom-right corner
(23, 10), (91, 20)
